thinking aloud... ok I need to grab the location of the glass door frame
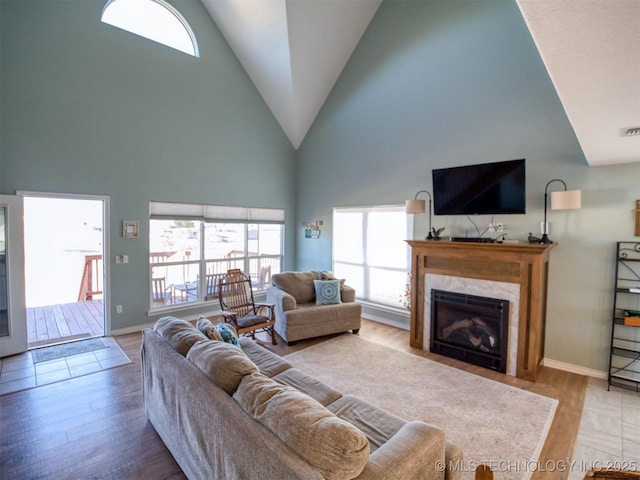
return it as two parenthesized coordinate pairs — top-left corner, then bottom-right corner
(0, 195), (27, 358)
(18, 191), (111, 344)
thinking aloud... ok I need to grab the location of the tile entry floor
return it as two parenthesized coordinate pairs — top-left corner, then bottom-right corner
(570, 378), (640, 479)
(0, 337), (131, 396)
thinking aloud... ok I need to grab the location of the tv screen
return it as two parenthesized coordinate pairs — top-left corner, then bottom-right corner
(432, 159), (526, 215)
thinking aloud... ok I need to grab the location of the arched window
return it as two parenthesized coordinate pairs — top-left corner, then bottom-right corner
(101, 0), (199, 57)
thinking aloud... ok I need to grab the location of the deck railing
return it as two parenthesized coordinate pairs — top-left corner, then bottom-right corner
(78, 254), (103, 301)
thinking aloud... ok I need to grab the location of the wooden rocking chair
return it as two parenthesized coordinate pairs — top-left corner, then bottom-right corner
(218, 269), (277, 345)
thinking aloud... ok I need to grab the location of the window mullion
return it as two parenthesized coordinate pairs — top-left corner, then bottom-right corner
(362, 211), (369, 300)
(199, 221), (206, 301)
(244, 224), (249, 275)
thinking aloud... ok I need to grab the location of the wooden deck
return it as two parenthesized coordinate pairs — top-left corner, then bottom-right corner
(27, 299), (104, 348)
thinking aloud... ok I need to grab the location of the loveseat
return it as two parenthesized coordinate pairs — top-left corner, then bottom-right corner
(266, 271), (362, 344)
(142, 316), (462, 480)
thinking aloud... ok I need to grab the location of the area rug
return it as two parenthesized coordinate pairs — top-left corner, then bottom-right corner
(285, 335), (558, 480)
(31, 337), (110, 363)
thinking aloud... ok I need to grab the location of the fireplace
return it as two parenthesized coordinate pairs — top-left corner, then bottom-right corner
(430, 289), (509, 373)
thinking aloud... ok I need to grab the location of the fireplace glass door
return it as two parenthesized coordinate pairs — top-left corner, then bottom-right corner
(431, 289), (509, 372)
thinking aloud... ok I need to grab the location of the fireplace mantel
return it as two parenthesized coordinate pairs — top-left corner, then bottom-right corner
(406, 240), (555, 381)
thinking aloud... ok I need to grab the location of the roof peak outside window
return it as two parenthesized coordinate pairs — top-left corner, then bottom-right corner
(101, 0), (199, 57)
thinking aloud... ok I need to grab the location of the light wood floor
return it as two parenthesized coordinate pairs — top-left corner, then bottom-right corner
(0, 319), (587, 479)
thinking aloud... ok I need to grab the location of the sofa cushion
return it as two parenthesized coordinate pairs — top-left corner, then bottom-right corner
(153, 316), (207, 356)
(272, 368), (342, 406)
(196, 316), (223, 341)
(328, 394), (406, 453)
(187, 340), (259, 394)
(313, 279), (342, 305)
(271, 271), (317, 303)
(233, 372), (370, 480)
(239, 337), (293, 377)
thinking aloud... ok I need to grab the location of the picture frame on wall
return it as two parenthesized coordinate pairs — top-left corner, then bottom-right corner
(123, 220), (139, 238)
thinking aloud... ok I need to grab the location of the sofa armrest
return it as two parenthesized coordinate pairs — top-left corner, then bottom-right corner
(267, 286), (297, 312)
(356, 421), (446, 480)
(341, 285), (357, 303)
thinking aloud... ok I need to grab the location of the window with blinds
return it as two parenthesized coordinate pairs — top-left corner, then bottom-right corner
(149, 202), (284, 311)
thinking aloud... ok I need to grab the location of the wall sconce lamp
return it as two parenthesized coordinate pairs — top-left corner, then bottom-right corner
(540, 179), (581, 244)
(303, 220), (322, 239)
(406, 190), (433, 240)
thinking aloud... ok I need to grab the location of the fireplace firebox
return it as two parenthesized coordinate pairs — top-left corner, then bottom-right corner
(430, 289), (509, 373)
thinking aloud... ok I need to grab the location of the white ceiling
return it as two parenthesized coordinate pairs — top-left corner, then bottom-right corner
(517, 0), (640, 166)
(201, 0), (639, 165)
(200, 0), (381, 149)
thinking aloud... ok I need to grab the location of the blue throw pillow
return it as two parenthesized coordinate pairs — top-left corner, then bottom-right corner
(216, 320), (239, 347)
(313, 279), (342, 305)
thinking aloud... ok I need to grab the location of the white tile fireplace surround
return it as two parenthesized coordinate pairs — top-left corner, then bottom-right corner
(424, 274), (520, 377)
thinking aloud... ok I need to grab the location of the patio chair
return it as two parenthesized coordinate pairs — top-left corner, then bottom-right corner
(205, 273), (225, 301)
(218, 269), (277, 345)
(251, 265), (272, 290)
(152, 277), (173, 304)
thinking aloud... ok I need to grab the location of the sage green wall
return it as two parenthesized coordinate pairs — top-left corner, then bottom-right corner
(296, 0), (640, 373)
(1, 0), (639, 374)
(0, 0), (297, 330)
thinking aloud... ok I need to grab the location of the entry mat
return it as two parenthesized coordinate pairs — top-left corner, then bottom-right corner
(32, 337), (111, 363)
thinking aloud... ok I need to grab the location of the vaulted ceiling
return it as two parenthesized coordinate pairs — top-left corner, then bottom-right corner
(200, 0), (382, 149)
(517, 0), (640, 167)
(201, 0), (639, 166)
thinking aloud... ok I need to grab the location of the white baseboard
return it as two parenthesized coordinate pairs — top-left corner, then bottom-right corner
(111, 309), (223, 336)
(362, 313), (410, 331)
(543, 357), (607, 380)
(111, 322), (156, 336)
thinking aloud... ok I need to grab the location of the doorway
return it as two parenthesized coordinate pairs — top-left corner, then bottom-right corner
(23, 195), (106, 348)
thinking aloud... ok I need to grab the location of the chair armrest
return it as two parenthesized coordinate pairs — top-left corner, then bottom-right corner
(266, 286), (297, 312)
(254, 303), (275, 319)
(255, 302), (274, 309)
(341, 285), (357, 303)
(219, 310), (240, 329)
(355, 421), (446, 480)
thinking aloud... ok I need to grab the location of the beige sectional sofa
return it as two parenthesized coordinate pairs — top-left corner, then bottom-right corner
(142, 316), (462, 480)
(267, 271), (362, 344)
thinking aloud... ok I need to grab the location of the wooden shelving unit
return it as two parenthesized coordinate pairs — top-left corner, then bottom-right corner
(608, 241), (640, 392)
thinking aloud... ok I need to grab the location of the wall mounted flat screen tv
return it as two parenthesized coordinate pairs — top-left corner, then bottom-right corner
(432, 159), (526, 215)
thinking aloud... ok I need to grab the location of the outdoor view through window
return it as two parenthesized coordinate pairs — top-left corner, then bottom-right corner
(149, 220), (282, 309)
(333, 206), (410, 310)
